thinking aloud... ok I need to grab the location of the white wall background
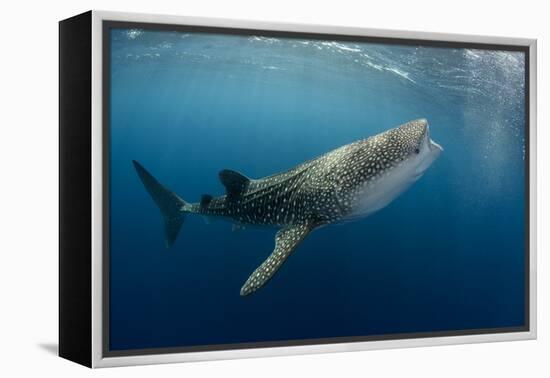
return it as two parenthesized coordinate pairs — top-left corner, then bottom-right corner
(0, 0), (546, 376)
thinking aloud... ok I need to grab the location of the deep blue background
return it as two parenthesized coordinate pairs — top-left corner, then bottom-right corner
(108, 29), (526, 350)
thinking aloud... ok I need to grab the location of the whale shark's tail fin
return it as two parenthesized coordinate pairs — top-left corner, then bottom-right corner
(132, 160), (187, 248)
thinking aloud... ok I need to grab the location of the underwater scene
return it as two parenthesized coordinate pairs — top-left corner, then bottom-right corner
(108, 27), (526, 351)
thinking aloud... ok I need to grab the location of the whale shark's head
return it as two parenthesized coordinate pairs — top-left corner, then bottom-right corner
(339, 118), (443, 220)
(392, 118), (443, 177)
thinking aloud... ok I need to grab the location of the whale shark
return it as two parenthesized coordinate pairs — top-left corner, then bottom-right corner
(133, 119), (443, 296)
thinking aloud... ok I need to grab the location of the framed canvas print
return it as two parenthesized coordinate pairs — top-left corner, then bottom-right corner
(59, 10), (537, 368)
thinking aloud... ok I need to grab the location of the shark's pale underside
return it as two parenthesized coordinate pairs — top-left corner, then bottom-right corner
(133, 119), (443, 296)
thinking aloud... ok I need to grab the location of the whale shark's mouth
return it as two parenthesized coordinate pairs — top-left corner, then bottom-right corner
(423, 123), (443, 153)
(414, 131), (443, 177)
(429, 139), (444, 153)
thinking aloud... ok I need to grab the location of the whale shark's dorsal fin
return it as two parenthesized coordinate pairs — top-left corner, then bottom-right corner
(240, 221), (316, 296)
(200, 194), (213, 208)
(219, 169), (250, 198)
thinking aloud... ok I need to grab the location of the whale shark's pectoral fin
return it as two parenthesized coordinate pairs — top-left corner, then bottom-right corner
(240, 222), (315, 296)
(219, 169), (250, 198)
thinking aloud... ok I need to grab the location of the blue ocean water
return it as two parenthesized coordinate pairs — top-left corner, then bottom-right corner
(108, 28), (526, 351)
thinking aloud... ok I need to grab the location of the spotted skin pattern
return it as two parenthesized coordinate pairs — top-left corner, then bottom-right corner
(134, 119), (442, 296)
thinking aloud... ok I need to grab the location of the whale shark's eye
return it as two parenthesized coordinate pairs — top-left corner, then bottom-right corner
(414, 148), (420, 154)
